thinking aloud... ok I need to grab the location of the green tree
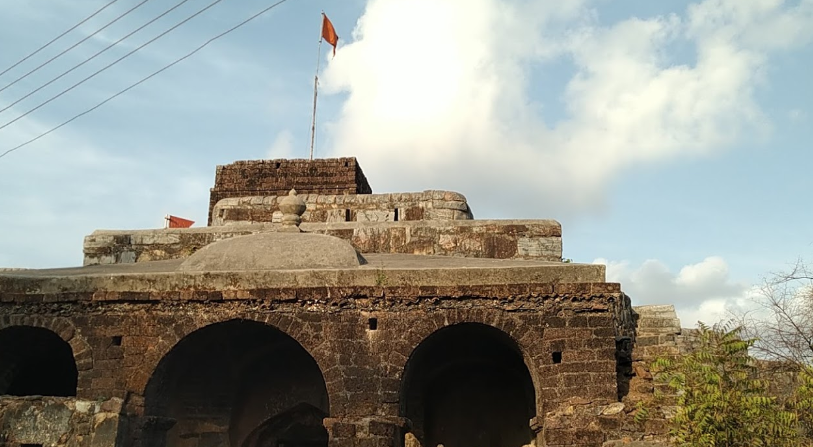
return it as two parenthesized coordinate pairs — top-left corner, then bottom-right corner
(652, 323), (805, 447)
(796, 366), (813, 441)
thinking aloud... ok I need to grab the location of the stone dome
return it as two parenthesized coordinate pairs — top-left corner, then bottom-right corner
(179, 232), (367, 272)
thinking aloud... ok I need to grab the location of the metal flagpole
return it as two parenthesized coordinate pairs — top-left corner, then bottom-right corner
(309, 13), (324, 161)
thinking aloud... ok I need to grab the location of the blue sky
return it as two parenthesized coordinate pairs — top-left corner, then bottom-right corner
(0, 0), (811, 325)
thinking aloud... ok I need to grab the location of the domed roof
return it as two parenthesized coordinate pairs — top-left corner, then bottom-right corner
(179, 232), (367, 272)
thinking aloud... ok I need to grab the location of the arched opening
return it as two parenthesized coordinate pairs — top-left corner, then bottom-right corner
(401, 323), (536, 447)
(0, 326), (78, 397)
(144, 319), (329, 447)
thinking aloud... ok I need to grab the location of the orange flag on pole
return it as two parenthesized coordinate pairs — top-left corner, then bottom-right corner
(166, 215), (194, 228)
(321, 13), (338, 57)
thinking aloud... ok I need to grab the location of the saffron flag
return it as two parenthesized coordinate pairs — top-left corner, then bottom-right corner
(167, 215), (194, 228)
(322, 13), (338, 57)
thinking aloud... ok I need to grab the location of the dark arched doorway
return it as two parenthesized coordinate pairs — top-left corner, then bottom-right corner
(144, 319), (329, 447)
(401, 323), (536, 447)
(0, 326), (78, 397)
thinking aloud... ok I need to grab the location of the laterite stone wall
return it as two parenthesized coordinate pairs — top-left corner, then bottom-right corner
(0, 285), (628, 447)
(208, 158), (372, 224)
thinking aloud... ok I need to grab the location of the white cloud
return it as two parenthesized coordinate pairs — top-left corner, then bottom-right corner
(320, 0), (813, 216)
(686, 0), (813, 51)
(594, 256), (758, 328)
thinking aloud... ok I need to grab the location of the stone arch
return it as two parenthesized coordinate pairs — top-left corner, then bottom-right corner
(398, 318), (540, 447)
(143, 318), (331, 447)
(134, 312), (340, 411)
(0, 326), (76, 397)
(390, 310), (545, 404)
(0, 316), (92, 397)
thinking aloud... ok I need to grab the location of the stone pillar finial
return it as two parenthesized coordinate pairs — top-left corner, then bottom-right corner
(279, 188), (306, 232)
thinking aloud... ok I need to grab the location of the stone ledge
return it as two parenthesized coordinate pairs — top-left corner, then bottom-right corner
(0, 256), (607, 297)
(83, 219), (563, 266)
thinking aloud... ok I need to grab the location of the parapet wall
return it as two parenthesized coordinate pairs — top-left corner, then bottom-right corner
(211, 190), (473, 225)
(83, 220), (562, 265)
(208, 158), (372, 225)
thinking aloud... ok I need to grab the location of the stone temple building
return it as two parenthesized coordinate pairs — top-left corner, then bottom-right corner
(0, 158), (687, 447)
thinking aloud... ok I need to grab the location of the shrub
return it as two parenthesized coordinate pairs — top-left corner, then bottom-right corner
(652, 322), (808, 447)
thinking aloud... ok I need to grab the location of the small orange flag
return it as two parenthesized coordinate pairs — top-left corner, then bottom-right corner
(321, 13), (338, 57)
(167, 215), (194, 228)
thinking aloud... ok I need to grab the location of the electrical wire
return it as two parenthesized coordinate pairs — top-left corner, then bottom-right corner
(0, 0), (293, 160)
(0, 0), (153, 95)
(0, 0), (228, 133)
(0, 0), (120, 79)
(0, 0), (193, 116)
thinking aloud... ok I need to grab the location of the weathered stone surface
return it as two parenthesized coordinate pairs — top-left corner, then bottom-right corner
(178, 233), (366, 271)
(83, 219), (563, 266)
(355, 209), (395, 222)
(0, 254), (607, 297)
(0, 293), (627, 447)
(0, 256), (626, 447)
(600, 402), (625, 415)
(603, 441), (669, 447)
(208, 157), (372, 224)
(601, 304), (701, 444)
(212, 190), (474, 225)
(0, 397), (124, 447)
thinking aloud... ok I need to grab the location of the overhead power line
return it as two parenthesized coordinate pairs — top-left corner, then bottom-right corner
(0, 0), (194, 116)
(0, 0), (120, 79)
(0, 0), (228, 133)
(0, 0), (293, 161)
(0, 0), (153, 95)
